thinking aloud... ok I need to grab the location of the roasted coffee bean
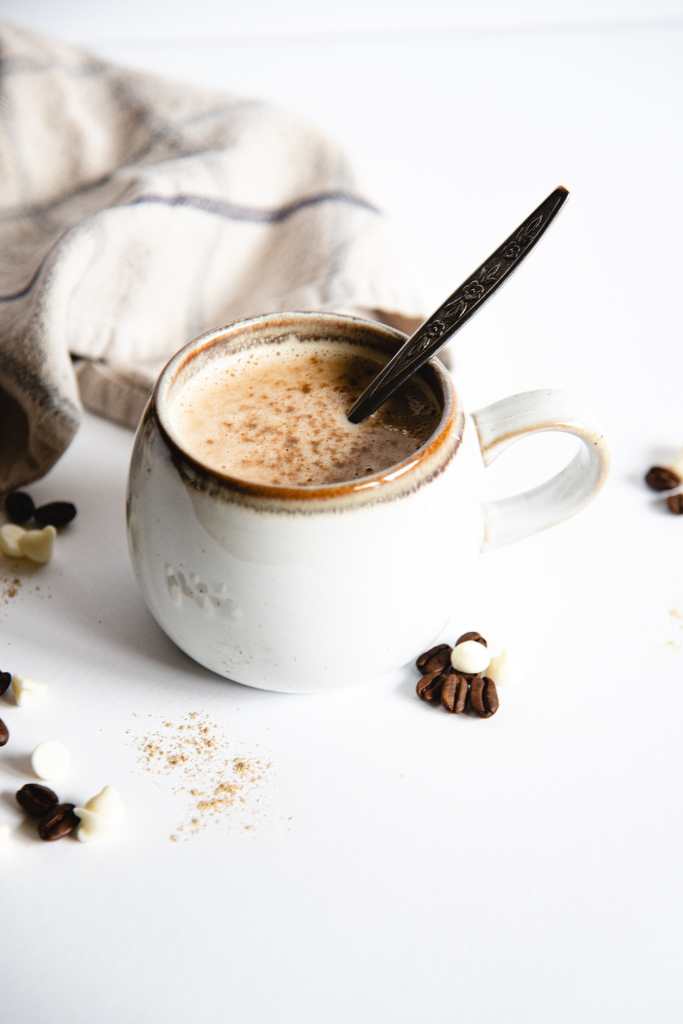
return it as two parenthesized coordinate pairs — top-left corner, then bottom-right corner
(34, 501), (77, 529)
(468, 676), (499, 718)
(38, 803), (78, 841)
(0, 670), (11, 696)
(645, 466), (680, 492)
(666, 494), (683, 515)
(441, 673), (469, 714)
(422, 649), (453, 674)
(483, 677), (499, 716)
(5, 490), (35, 524)
(16, 783), (59, 818)
(455, 631), (487, 648)
(0, 718), (8, 746)
(416, 643), (451, 674)
(416, 670), (446, 704)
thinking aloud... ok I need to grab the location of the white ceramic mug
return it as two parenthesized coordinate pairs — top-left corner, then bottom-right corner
(127, 312), (608, 692)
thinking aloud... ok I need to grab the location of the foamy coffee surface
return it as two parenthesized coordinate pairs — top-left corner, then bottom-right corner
(169, 337), (441, 487)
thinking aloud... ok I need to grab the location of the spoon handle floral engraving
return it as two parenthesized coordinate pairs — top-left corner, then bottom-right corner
(347, 186), (569, 424)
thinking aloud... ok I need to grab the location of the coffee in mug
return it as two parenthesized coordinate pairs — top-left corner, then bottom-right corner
(168, 337), (440, 486)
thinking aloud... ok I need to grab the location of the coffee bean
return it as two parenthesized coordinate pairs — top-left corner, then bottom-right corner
(469, 676), (499, 718)
(455, 631), (487, 647)
(468, 676), (485, 715)
(416, 670), (446, 704)
(16, 783), (59, 818)
(416, 643), (452, 674)
(666, 494), (683, 515)
(483, 678), (499, 716)
(645, 466), (680, 492)
(38, 803), (78, 841)
(0, 670), (11, 696)
(0, 718), (8, 746)
(5, 490), (35, 524)
(34, 501), (77, 529)
(421, 647), (453, 675)
(441, 673), (469, 713)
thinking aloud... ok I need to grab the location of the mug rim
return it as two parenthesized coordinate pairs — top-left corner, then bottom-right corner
(153, 311), (463, 504)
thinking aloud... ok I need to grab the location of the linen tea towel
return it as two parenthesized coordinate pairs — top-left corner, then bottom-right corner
(0, 23), (424, 491)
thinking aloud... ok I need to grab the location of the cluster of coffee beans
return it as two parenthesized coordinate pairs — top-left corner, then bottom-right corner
(5, 491), (77, 529)
(16, 783), (79, 841)
(415, 631), (505, 718)
(644, 462), (683, 514)
(1, 670), (73, 841)
(1, 492), (76, 564)
(13, 782), (124, 843)
(2, 667), (124, 843)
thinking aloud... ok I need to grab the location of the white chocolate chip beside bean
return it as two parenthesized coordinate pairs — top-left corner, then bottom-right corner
(18, 525), (56, 564)
(450, 639), (490, 675)
(31, 740), (71, 782)
(11, 675), (47, 707)
(0, 523), (25, 558)
(75, 786), (125, 843)
(84, 785), (124, 822)
(486, 649), (511, 685)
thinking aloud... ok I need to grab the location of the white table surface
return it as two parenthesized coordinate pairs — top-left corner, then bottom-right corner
(3, 5), (683, 1021)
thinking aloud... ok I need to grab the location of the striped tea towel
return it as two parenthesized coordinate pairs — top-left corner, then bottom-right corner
(0, 23), (424, 492)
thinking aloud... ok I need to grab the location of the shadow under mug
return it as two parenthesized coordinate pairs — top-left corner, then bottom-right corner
(126, 311), (609, 692)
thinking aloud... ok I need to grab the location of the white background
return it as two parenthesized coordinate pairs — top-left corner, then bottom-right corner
(2, 2), (683, 1021)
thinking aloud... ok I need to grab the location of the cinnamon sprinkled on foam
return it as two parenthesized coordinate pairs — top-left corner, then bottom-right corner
(169, 338), (440, 487)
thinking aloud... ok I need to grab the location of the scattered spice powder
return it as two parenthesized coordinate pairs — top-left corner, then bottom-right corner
(130, 711), (270, 842)
(0, 560), (51, 612)
(665, 607), (683, 650)
(2, 575), (21, 603)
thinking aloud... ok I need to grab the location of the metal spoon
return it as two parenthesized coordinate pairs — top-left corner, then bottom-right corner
(347, 186), (569, 424)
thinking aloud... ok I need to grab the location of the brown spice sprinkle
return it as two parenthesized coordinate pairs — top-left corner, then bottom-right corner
(0, 562), (50, 612)
(0, 572), (22, 606)
(130, 711), (270, 842)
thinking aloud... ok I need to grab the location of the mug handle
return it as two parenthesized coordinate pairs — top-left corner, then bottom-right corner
(472, 389), (609, 550)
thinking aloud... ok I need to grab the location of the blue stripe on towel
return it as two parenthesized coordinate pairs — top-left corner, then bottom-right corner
(123, 189), (380, 222)
(0, 189), (380, 303)
(0, 261), (49, 303)
(0, 102), (265, 224)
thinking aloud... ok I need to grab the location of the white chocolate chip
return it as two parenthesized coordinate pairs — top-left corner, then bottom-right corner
(31, 740), (71, 782)
(11, 675), (47, 707)
(73, 809), (103, 842)
(486, 649), (511, 685)
(83, 785), (124, 822)
(0, 523), (26, 558)
(451, 639), (490, 675)
(18, 526), (56, 564)
(75, 785), (125, 842)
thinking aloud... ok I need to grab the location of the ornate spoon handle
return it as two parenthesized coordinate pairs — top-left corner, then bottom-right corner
(347, 186), (569, 424)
